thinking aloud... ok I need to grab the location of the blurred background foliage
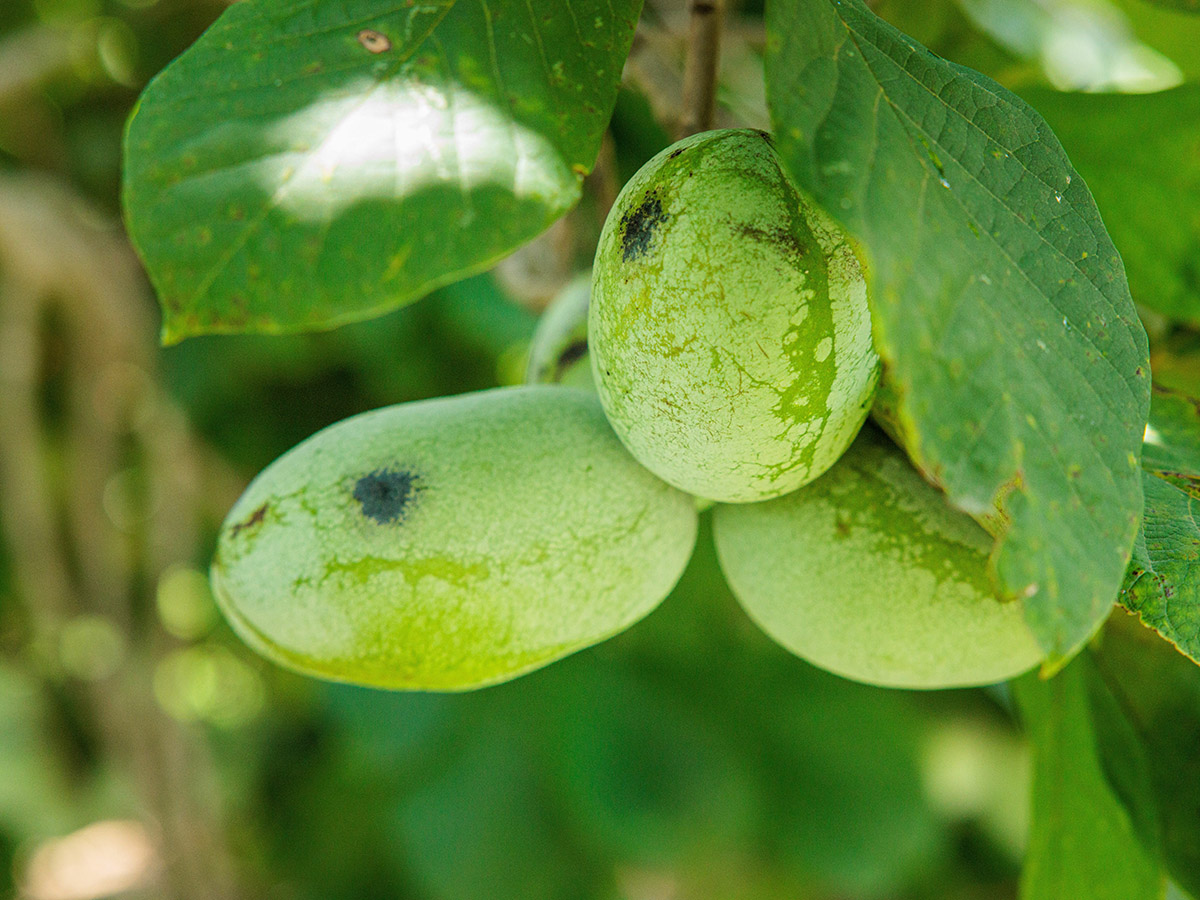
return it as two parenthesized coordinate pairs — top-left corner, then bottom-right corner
(1, 0), (1199, 898)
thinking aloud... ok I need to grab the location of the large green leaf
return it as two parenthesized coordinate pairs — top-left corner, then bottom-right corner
(124, 0), (640, 342)
(764, 0), (1150, 660)
(1020, 87), (1200, 327)
(1014, 660), (1164, 900)
(1121, 387), (1200, 662)
(1088, 611), (1200, 897)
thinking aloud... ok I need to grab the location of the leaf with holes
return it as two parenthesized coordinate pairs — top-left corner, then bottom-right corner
(123, 0), (640, 342)
(1121, 387), (1200, 663)
(764, 0), (1150, 661)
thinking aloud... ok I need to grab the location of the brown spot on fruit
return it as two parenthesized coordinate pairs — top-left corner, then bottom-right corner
(735, 223), (808, 262)
(230, 502), (269, 539)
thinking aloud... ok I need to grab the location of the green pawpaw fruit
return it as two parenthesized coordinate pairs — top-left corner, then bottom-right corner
(713, 428), (1045, 689)
(212, 386), (699, 691)
(590, 128), (880, 503)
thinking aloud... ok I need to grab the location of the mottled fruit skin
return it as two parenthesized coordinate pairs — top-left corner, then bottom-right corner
(212, 386), (699, 691)
(713, 429), (1045, 689)
(590, 129), (880, 503)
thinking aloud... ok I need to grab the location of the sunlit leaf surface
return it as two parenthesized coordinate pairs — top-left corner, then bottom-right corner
(124, 0), (640, 341)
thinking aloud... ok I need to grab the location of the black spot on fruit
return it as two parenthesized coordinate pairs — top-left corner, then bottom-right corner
(354, 468), (417, 524)
(620, 192), (667, 262)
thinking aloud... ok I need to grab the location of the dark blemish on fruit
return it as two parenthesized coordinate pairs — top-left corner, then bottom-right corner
(620, 192), (667, 262)
(736, 223), (807, 261)
(357, 29), (392, 53)
(554, 339), (588, 379)
(668, 147), (684, 160)
(752, 129), (774, 145)
(353, 468), (417, 524)
(230, 502), (269, 539)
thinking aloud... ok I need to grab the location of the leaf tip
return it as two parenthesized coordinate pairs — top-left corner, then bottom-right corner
(159, 315), (193, 347)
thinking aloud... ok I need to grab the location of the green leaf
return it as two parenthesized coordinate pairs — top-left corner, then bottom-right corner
(1141, 387), (1200, 480)
(1088, 611), (1200, 897)
(764, 0), (1150, 660)
(1135, 0), (1200, 13)
(1020, 87), (1200, 327)
(1014, 660), (1164, 900)
(123, 0), (640, 342)
(1121, 387), (1200, 662)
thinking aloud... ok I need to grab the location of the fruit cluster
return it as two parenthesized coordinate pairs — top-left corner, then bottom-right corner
(212, 130), (1045, 692)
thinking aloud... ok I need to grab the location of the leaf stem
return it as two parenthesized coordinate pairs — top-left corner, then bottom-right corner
(677, 0), (724, 138)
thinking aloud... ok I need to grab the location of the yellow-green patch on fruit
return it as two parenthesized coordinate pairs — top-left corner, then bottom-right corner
(712, 429), (1045, 689)
(212, 386), (699, 691)
(590, 128), (879, 503)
